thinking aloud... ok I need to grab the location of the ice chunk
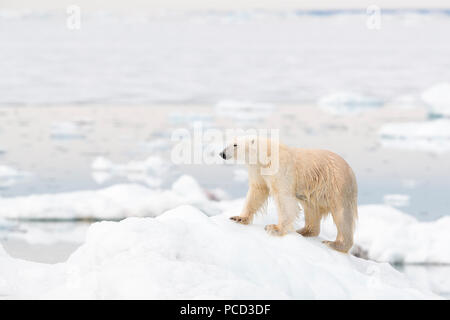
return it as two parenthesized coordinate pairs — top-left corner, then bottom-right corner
(379, 119), (450, 153)
(421, 83), (450, 117)
(0, 166), (27, 178)
(401, 179), (418, 189)
(383, 194), (410, 207)
(50, 121), (88, 140)
(0, 165), (30, 188)
(352, 205), (450, 265)
(0, 175), (219, 220)
(91, 157), (113, 171)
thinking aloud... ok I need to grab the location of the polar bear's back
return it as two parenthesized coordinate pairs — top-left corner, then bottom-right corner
(291, 148), (357, 212)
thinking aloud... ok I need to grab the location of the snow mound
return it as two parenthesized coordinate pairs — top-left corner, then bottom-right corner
(355, 205), (450, 265)
(0, 206), (438, 299)
(378, 119), (450, 153)
(421, 83), (450, 117)
(318, 92), (383, 115)
(0, 244), (64, 298)
(0, 175), (220, 220)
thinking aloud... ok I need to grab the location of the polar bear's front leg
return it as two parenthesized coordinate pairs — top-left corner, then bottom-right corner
(265, 193), (299, 236)
(230, 184), (269, 225)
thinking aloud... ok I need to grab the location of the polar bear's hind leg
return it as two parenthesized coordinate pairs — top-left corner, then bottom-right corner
(323, 206), (355, 253)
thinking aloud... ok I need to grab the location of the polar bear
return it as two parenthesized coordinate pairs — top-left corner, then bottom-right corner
(220, 136), (358, 253)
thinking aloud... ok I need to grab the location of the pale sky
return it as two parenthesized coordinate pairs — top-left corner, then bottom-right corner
(2, 0), (450, 12)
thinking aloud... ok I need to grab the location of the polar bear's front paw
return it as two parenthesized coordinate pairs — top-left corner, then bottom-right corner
(297, 227), (319, 237)
(230, 216), (250, 225)
(264, 224), (284, 236)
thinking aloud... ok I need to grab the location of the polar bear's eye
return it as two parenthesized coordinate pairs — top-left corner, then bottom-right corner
(233, 144), (237, 147)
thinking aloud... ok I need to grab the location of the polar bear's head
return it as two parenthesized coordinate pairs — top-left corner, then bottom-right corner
(219, 136), (278, 174)
(219, 136), (257, 162)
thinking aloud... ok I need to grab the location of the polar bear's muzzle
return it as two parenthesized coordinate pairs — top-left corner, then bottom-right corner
(219, 150), (227, 160)
(220, 147), (234, 160)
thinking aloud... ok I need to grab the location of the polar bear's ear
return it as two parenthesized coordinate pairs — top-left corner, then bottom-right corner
(248, 137), (258, 154)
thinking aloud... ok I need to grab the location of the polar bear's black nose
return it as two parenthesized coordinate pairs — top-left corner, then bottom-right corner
(220, 151), (226, 159)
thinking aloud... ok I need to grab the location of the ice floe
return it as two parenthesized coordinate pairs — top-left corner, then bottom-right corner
(91, 156), (170, 187)
(0, 165), (30, 188)
(220, 200), (450, 267)
(401, 179), (419, 189)
(0, 166), (29, 179)
(383, 194), (410, 208)
(50, 121), (92, 140)
(318, 92), (384, 115)
(353, 205), (450, 265)
(378, 119), (450, 153)
(0, 206), (439, 299)
(0, 244), (65, 298)
(0, 175), (221, 220)
(421, 83), (450, 118)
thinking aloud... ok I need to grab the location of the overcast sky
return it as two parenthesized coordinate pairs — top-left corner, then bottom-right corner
(2, 0), (450, 12)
